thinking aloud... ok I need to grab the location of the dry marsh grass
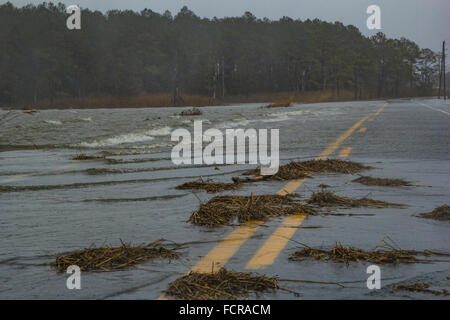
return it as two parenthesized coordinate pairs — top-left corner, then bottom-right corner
(165, 268), (281, 300)
(240, 159), (370, 181)
(51, 240), (182, 272)
(13, 90), (369, 110)
(352, 176), (412, 187)
(290, 242), (450, 265)
(391, 283), (449, 296)
(176, 179), (242, 193)
(189, 194), (317, 227)
(418, 205), (450, 221)
(306, 191), (405, 208)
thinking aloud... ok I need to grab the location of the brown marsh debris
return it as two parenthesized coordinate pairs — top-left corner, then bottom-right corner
(165, 268), (282, 300)
(328, 213), (375, 217)
(180, 107), (202, 116)
(71, 153), (105, 161)
(352, 176), (412, 187)
(237, 161), (313, 181)
(176, 179), (241, 193)
(307, 191), (405, 208)
(290, 242), (450, 266)
(239, 159), (370, 181)
(299, 159), (371, 174)
(418, 205), (450, 221)
(265, 96), (295, 108)
(51, 240), (182, 272)
(189, 194), (317, 227)
(391, 283), (449, 296)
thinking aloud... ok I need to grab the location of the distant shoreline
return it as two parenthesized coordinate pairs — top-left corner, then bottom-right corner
(1, 90), (428, 110)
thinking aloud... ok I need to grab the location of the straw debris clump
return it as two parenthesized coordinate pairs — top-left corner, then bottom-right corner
(71, 154), (105, 161)
(352, 176), (412, 187)
(180, 107), (202, 116)
(307, 191), (404, 208)
(391, 283), (449, 296)
(418, 205), (450, 221)
(176, 179), (241, 193)
(51, 240), (181, 272)
(290, 243), (450, 265)
(165, 268), (281, 300)
(189, 194), (317, 227)
(299, 159), (371, 174)
(242, 159), (370, 181)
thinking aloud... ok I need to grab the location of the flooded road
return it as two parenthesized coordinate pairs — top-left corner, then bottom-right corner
(1, 98), (449, 299)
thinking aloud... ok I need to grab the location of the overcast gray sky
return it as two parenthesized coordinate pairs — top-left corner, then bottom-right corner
(4, 0), (449, 52)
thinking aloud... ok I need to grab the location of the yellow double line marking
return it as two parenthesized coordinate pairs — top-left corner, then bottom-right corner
(339, 147), (352, 158)
(245, 106), (381, 269)
(159, 102), (388, 298)
(374, 103), (388, 116)
(189, 220), (262, 273)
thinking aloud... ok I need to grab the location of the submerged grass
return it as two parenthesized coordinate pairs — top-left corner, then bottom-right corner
(165, 268), (281, 300)
(352, 176), (412, 187)
(418, 205), (450, 221)
(299, 159), (371, 174)
(290, 242), (450, 265)
(176, 179), (241, 193)
(189, 194), (317, 227)
(241, 159), (370, 181)
(180, 107), (202, 116)
(391, 283), (449, 296)
(51, 239), (182, 272)
(71, 153), (105, 161)
(307, 191), (405, 208)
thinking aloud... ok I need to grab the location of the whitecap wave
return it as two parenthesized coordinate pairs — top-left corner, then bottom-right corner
(44, 120), (62, 125)
(218, 119), (252, 128)
(77, 126), (172, 148)
(146, 126), (172, 136)
(260, 113), (290, 122)
(218, 114), (290, 128)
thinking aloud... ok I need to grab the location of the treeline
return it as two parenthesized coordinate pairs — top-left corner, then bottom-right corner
(0, 2), (441, 107)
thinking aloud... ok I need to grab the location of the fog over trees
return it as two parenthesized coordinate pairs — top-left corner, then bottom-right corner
(0, 2), (441, 106)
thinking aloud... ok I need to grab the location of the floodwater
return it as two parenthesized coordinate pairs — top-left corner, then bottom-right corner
(0, 99), (449, 299)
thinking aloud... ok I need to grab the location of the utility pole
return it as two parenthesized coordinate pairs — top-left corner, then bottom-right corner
(443, 41), (447, 100)
(438, 52), (442, 99)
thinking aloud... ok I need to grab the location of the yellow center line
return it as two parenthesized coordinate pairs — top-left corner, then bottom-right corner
(157, 220), (262, 300)
(338, 147), (352, 158)
(277, 178), (307, 196)
(245, 102), (389, 270)
(190, 221), (263, 273)
(317, 114), (371, 160)
(374, 103), (388, 116)
(244, 215), (305, 269)
(359, 127), (367, 133)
